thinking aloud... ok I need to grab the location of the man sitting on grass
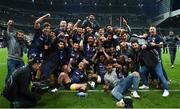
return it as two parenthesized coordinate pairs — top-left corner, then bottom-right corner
(58, 60), (88, 96)
(103, 60), (140, 107)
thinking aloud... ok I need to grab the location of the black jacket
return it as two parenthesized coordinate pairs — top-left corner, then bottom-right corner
(133, 46), (160, 69)
(3, 65), (39, 101)
(139, 49), (160, 68)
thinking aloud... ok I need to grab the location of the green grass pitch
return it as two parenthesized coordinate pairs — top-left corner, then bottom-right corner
(0, 48), (180, 108)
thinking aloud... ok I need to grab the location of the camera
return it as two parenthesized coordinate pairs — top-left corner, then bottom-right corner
(124, 96), (133, 108)
(31, 81), (49, 95)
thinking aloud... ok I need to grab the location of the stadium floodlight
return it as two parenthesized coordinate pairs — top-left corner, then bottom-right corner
(32, 0), (34, 3)
(50, 1), (53, 5)
(123, 3), (127, 6)
(80, 2), (82, 5)
(138, 3), (144, 7)
(65, 2), (67, 5)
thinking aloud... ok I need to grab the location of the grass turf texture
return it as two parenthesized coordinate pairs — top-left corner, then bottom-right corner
(0, 48), (180, 108)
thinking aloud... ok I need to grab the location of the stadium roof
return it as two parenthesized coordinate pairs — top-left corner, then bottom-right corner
(0, 0), (149, 15)
(1, 0), (139, 6)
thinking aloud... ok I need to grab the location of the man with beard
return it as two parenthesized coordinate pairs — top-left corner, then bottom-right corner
(54, 20), (67, 38)
(131, 39), (169, 97)
(28, 13), (51, 60)
(3, 20), (28, 83)
(104, 60), (140, 108)
(68, 42), (84, 68)
(54, 20), (69, 46)
(81, 34), (95, 69)
(139, 26), (169, 89)
(82, 14), (100, 32)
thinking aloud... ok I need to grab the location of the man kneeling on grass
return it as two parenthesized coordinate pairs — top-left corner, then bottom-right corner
(103, 60), (140, 107)
(58, 60), (88, 96)
(2, 54), (43, 108)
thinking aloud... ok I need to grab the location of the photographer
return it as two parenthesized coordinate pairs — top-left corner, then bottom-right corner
(2, 54), (43, 108)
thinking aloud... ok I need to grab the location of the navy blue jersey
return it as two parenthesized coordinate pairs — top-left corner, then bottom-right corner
(103, 40), (114, 49)
(167, 36), (179, 48)
(57, 49), (68, 65)
(72, 34), (81, 43)
(48, 38), (59, 53)
(147, 35), (161, 44)
(81, 19), (100, 32)
(103, 38), (119, 48)
(54, 28), (67, 37)
(147, 35), (162, 53)
(68, 48), (83, 64)
(29, 28), (50, 57)
(95, 61), (106, 79)
(54, 28), (69, 42)
(70, 69), (87, 83)
(83, 44), (95, 64)
(43, 36), (52, 59)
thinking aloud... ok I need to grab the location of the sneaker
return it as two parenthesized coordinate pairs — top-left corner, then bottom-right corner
(77, 92), (88, 97)
(139, 84), (149, 90)
(162, 90), (169, 97)
(116, 99), (125, 107)
(50, 88), (58, 93)
(131, 91), (140, 98)
(88, 81), (96, 89)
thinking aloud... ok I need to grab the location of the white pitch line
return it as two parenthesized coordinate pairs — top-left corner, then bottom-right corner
(138, 89), (180, 92)
(58, 90), (104, 93)
(58, 89), (180, 93)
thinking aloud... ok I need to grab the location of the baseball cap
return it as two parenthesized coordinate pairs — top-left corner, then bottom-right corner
(28, 53), (43, 64)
